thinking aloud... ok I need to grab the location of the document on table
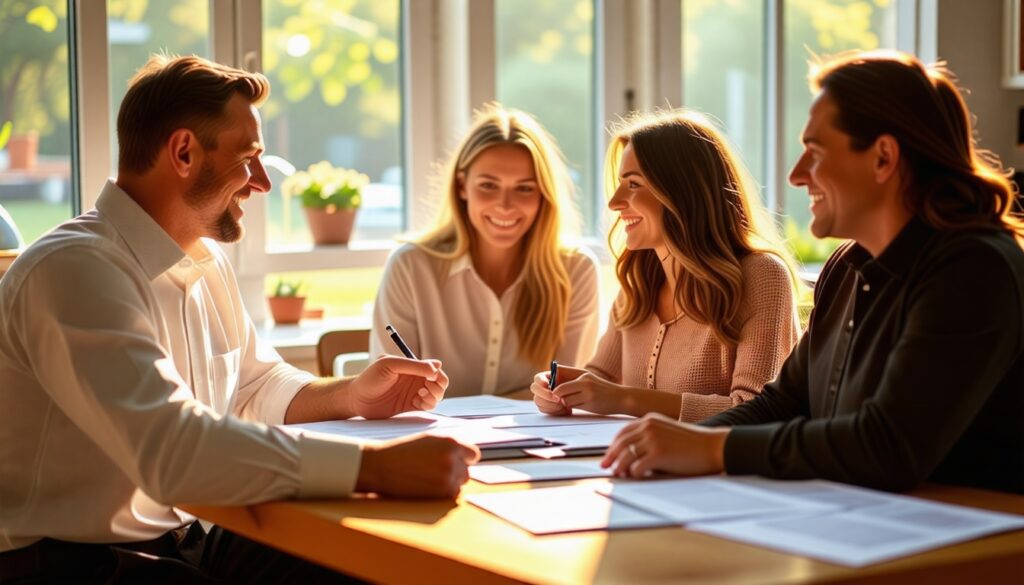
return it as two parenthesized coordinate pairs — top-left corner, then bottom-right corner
(469, 460), (613, 484)
(429, 395), (539, 418)
(467, 485), (673, 535)
(471, 412), (634, 429)
(689, 493), (1024, 567)
(597, 477), (838, 523)
(286, 412), (545, 448)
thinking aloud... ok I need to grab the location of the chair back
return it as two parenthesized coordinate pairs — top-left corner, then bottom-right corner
(316, 329), (371, 376)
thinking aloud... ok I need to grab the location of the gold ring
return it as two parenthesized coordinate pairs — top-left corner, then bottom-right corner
(628, 443), (639, 457)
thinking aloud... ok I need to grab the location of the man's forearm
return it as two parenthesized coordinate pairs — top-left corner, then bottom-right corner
(284, 378), (354, 424)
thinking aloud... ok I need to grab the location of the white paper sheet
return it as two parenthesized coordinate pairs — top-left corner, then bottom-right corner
(532, 422), (629, 449)
(467, 485), (673, 534)
(287, 412), (543, 447)
(471, 412), (633, 429)
(429, 396), (539, 418)
(470, 460), (613, 484)
(689, 495), (1024, 567)
(596, 477), (838, 523)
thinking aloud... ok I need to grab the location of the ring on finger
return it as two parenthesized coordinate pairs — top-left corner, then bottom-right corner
(628, 443), (639, 457)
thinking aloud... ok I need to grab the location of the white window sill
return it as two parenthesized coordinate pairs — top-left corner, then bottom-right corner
(257, 316), (371, 364)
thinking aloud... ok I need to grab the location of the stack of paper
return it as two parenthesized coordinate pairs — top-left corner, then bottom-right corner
(429, 395), (539, 418)
(287, 412), (550, 450)
(602, 477), (1024, 566)
(469, 460), (613, 484)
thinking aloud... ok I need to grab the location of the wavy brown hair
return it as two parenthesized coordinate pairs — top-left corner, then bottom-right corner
(606, 110), (798, 346)
(810, 50), (1023, 239)
(415, 104), (581, 366)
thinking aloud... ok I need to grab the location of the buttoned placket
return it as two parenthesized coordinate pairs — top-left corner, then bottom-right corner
(826, 273), (867, 415)
(481, 290), (504, 395)
(646, 323), (669, 389)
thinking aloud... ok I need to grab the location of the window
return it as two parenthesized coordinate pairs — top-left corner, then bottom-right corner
(0, 1), (74, 245)
(261, 0), (402, 249)
(680, 0), (898, 267)
(782, 0), (897, 230)
(496, 0), (596, 233)
(682, 0), (766, 194)
(107, 0), (210, 173)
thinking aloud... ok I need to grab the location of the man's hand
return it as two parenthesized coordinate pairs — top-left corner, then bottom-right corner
(345, 356), (449, 420)
(601, 413), (729, 478)
(356, 435), (481, 498)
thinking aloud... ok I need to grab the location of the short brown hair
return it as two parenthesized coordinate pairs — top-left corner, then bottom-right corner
(810, 50), (1023, 238)
(117, 54), (270, 174)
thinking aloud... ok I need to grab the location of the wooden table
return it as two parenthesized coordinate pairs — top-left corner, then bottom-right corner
(183, 476), (1024, 584)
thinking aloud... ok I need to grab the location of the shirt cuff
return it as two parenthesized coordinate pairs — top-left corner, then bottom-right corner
(293, 434), (363, 498)
(259, 368), (318, 425)
(721, 422), (785, 476)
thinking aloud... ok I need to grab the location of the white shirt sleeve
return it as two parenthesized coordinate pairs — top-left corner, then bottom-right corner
(13, 244), (360, 504)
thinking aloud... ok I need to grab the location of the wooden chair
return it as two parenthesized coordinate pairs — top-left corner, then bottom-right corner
(316, 329), (371, 377)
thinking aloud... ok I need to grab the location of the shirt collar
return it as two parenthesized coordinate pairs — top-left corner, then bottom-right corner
(447, 252), (528, 292)
(448, 253), (473, 277)
(844, 218), (935, 280)
(95, 180), (186, 281)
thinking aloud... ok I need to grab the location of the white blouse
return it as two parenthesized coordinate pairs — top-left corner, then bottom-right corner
(370, 243), (600, 396)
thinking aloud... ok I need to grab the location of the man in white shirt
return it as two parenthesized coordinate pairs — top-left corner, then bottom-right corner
(0, 55), (478, 583)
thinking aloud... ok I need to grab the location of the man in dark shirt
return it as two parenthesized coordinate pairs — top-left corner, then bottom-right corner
(602, 50), (1024, 493)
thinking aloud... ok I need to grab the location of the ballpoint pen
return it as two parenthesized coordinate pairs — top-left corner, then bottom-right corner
(385, 324), (418, 359)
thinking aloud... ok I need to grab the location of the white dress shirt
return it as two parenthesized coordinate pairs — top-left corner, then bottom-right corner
(370, 243), (600, 396)
(0, 181), (360, 552)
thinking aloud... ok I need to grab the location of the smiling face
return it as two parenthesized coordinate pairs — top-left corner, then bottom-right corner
(789, 92), (881, 241)
(459, 143), (543, 259)
(184, 94), (271, 243)
(608, 142), (667, 256)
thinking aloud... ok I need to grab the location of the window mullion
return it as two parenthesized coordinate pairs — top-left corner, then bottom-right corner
(764, 0), (784, 216)
(74, 0), (111, 212)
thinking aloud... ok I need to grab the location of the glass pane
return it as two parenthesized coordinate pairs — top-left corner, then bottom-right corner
(266, 267), (383, 320)
(0, 1), (74, 245)
(107, 0), (210, 173)
(262, 0), (403, 248)
(682, 0), (765, 190)
(783, 0), (897, 264)
(496, 0), (596, 234)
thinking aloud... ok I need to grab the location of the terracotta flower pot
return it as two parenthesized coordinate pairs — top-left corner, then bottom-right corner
(7, 132), (39, 170)
(304, 207), (357, 245)
(267, 296), (306, 324)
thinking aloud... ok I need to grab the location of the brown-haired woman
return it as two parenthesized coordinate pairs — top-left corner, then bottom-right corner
(532, 110), (800, 422)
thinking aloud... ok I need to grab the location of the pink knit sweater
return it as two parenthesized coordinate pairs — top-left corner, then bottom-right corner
(585, 253), (800, 422)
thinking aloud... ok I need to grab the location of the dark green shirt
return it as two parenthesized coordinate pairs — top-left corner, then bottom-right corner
(702, 219), (1024, 493)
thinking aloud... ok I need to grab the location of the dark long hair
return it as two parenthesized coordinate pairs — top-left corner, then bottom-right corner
(605, 110), (798, 346)
(811, 50), (1023, 239)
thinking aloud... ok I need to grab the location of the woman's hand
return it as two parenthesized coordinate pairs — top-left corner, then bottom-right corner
(530, 364), (586, 415)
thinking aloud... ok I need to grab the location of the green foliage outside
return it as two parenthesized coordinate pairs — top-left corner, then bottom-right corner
(272, 277), (303, 298)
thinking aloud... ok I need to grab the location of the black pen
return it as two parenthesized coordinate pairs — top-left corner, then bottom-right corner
(385, 324), (418, 359)
(549, 359), (558, 390)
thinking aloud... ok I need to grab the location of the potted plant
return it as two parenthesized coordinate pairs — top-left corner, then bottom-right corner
(266, 278), (306, 324)
(282, 161), (368, 245)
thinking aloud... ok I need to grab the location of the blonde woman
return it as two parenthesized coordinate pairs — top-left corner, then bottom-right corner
(533, 110), (800, 421)
(370, 105), (600, 396)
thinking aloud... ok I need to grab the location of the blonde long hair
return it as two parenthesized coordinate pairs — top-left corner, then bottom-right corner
(606, 110), (798, 346)
(415, 104), (580, 366)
